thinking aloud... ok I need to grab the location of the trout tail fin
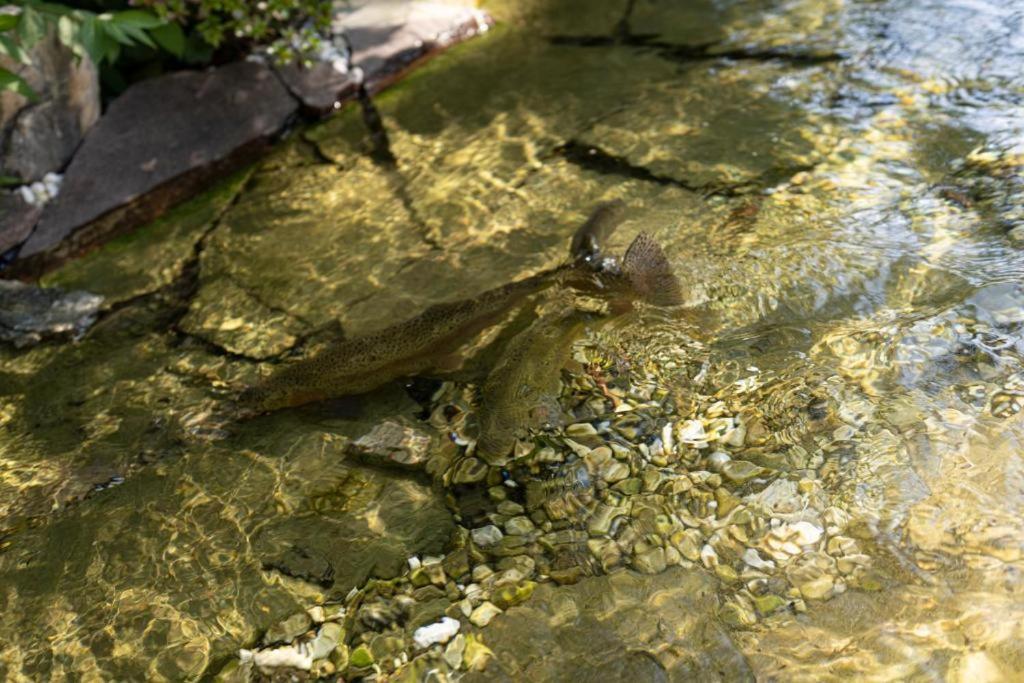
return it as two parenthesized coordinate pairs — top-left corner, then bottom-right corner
(570, 200), (627, 265)
(622, 232), (683, 306)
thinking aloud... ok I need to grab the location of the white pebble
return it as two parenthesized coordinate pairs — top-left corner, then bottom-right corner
(723, 423), (746, 447)
(18, 185), (36, 206)
(240, 643), (313, 670)
(707, 451), (731, 471)
(413, 617), (461, 649)
(677, 420), (707, 444)
(661, 422), (675, 454)
(407, 556), (421, 570)
(790, 521), (824, 546)
(29, 181), (50, 205)
(700, 543), (719, 568)
(310, 623), (343, 660)
(42, 171), (62, 198)
(781, 541), (802, 556)
(742, 548), (776, 571)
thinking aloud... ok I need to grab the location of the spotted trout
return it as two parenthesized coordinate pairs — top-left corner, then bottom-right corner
(474, 230), (683, 464)
(475, 305), (590, 465)
(240, 202), (630, 412)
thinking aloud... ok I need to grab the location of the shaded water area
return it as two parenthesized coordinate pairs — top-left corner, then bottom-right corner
(3, 0), (1024, 679)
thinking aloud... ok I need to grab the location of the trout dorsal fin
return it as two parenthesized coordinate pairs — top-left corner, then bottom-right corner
(622, 232), (683, 306)
(570, 200), (627, 264)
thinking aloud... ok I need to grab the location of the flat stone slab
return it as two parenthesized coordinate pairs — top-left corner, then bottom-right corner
(0, 279), (103, 347)
(345, 1), (492, 90)
(17, 60), (298, 261)
(274, 3), (492, 113)
(0, 192), (41, 256)
(178, 276), (305, 359)
(40, 169), (251, 305)
(574, 61), (839, 192)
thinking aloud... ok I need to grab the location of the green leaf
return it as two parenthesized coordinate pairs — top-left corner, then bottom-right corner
(0, 15), (19, 33)
(0, 35), (31, 65)
(181, 32), (213, 64)
(115, 22), (156, 49)
(111, 10), (165, 30)
(150, 22), (185, 57)
(103, 38), (119, 64)
(97, 19), (131, 46)
(76, 15), (102, 64)
(89, 23), (121, 64)
(0, 67), (38, 101)
(56, 14), (84, 59)
(16, 5), (48, 49)
(0, 175), (23, 187)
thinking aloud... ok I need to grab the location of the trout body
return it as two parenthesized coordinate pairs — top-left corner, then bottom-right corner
(472, 228), (683, 463)
(241, 265), (578, 411)
(476, 307), (589, 465)
(241, 202), (630, 412)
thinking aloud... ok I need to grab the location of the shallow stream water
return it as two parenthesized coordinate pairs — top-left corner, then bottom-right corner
(2, 0), (1024, 680)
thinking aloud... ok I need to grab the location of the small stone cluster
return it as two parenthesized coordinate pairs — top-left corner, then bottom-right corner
(948, 148), (1024, 243)
(15, 173), (62, 209)
(222, 331), (882, 680)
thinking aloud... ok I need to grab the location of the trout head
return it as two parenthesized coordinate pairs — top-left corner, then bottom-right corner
(570, 200), (627, 268)
(566, 202), (681, 307)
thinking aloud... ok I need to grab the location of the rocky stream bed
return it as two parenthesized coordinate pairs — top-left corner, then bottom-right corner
(2, 0), (1024, 680)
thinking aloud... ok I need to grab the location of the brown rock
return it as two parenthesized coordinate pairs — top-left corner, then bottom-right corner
(0, 279), (103, 347)
(274, 3), (491, 113)
(0, 192), (41, 255)
(17, 61), (297, 264)
(274, 62), (358, 116)
(342, 2), (492, 91)
(0, 29), (100, 183)
(347, 420), (435, 470)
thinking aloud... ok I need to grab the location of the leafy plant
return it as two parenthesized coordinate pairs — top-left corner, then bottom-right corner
(134, 0), (334, 64)
(0, 1), (185, 99)
(0, 12), (37, 99)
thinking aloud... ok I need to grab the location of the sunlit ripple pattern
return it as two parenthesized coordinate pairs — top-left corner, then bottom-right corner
(1, 0), (1024, 679)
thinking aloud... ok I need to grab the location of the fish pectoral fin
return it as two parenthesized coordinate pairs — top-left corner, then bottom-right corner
(622, 232), (683, 306)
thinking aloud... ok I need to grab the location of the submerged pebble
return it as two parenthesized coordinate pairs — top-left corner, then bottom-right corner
(240, 643), (313, 671)
(471, 525), (504, 546)
(413, 617), (461, 649)
(469, 601), (502, 627)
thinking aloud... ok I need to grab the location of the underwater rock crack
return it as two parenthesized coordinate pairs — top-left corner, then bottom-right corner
(556, 140), (781, 197)
(548, 34), (844, 67)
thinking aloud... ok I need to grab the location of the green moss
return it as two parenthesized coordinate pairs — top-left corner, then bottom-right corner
(42, 167), (252, 303)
